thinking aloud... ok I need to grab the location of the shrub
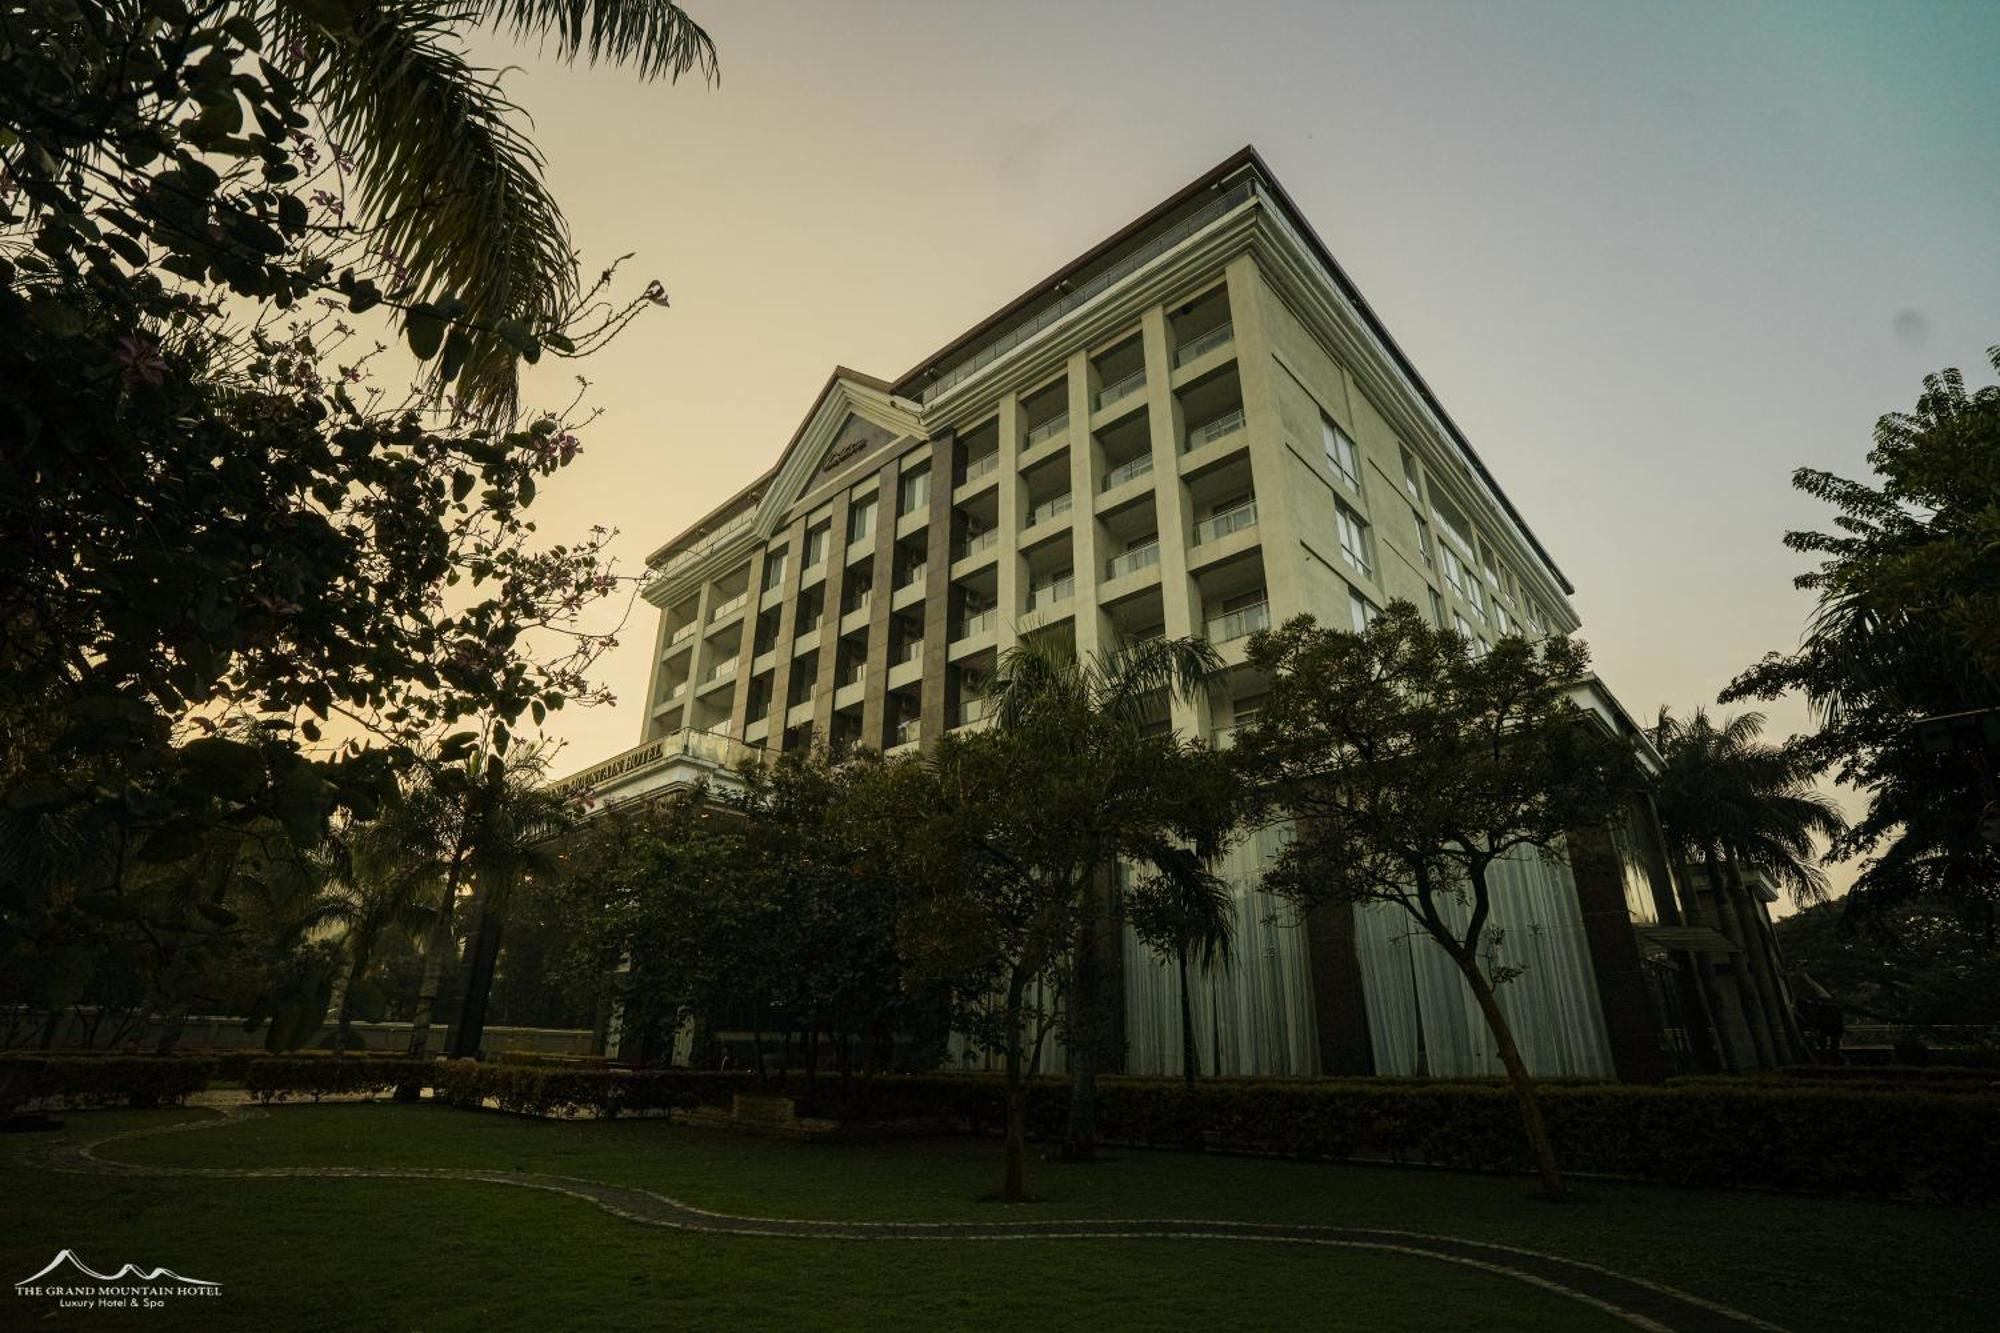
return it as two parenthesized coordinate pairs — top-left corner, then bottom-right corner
(0, 1055), (215, 1112)
(243, 1056), (436, 1104)
(431, 1061), (749, 1118)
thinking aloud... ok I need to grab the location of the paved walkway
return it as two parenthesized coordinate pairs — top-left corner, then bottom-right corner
(21, 1106), (1787, 1333)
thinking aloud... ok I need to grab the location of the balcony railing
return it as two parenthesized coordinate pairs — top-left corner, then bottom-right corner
(961, 452), (999, 484)
(917, 178), (1257, 404)
(845, 589), (873, 616)
(1185, 407), (1246, 452)
(650, 507), (756, 586)
(1027, 574), (1075, 610)
(955, 527), (998, 561)
(708, 590), (747, 622)
(1025, 412), (1070, 447)
(896, 562), (927, 589)
(958, 695), (994, 726)
(1206, 599), (1271, 643)
(1174, 321), (1233, 367)
(668, 621), (696, 646)
(837, 664), (868, 689)
(704, 661), (739, 688)
(1105, 541), (1161, 580)
(1025, 492), (1073, 528)
(957, 608), (997, 639)
(1095, 369), (1147, 410)
(893, 717), (922, 746)
(896, 639), (925, 665)
(1194, 500), (1258, 545)
(1101, 454), (1155, 492)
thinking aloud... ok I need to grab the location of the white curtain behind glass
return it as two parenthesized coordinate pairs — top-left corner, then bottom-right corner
(1353, 845), (1614, 1078)
(1122, 825), (1320, 1078)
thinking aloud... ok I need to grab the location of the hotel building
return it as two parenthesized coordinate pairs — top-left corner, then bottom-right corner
(556, 148), (1799, 1082)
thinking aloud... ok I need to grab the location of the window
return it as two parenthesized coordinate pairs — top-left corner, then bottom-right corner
(1453, 611), (1475, 640)
(1494, 604), (1515, 638)
(1429, 588), (1448, 628)
(1432, 492), (1475, 554)
(1233, 694), (1267, 727)
(1411, 507), (1433, 566)
(761, 548), (788, 592)
(1349, 589), (1376, 634)
(1399, 445), (1424, 501)
(796, 586), (823, 634)
(803, 523), (830, 568)
(899, 467), (930, 516)
(1322, 416), (1361, 491)
(847, 493), (876, 544)
(1334, 498), (1372, 577)
(1440, 543), (1469, 596)
(1477, 536), (1500, 583)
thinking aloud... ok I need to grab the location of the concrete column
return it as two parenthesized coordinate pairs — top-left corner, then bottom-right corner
(860, 457), (900, 750)
(1139, 304), (1204, 732)
(995, 394), (1024, 653)
(918, 430), (960, 742)
(1226, 254), (1311, 621)
(764, 515), (810, 749)
(811, 497), (852, 740)
(684, 579), (715, 728)
(1065, 350), (1101, 662)
(1566, 824), (1670, 1084)
(727, 545), (776, 740)
(1305, 901), (1375, 1075)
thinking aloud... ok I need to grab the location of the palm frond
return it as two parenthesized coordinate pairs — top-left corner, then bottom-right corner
(476, 0), (718, 82)
(275, 0), (580, 418)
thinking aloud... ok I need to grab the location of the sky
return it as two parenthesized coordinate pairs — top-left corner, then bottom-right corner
(473, 0), (2000, 906)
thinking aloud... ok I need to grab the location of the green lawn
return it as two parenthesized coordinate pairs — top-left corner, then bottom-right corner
(6, 1103), (1994, 1331)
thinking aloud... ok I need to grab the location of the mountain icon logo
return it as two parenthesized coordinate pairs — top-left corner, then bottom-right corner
(17, 1250), (219, 1288)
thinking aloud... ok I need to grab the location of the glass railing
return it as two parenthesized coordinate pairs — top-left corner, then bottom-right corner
(957, 609), (997, 639)
(1027, 575), (1075, 609)
(704, 662), (738, 688)
(1194, 500), (1258, 545)
(1095, 369), (1147, 410)
(650, 507), (757, 585)
(1185, 407), (1246, 452)
(1025, 492), (1073, 528)
(1105, 541), (1161, 580)
(708, 591), (747, 622)
(1174, 321), (1233, 366)
(1206, 599), (1270, 643)
(845, 590), (873, 616)
(896, 639), (924, 665)
(1025, 412), (1069, 447)
(1101, 454), (1155, 491)
(668, 621), (696, 645)
(961, 452), (999, 484)
(896, 563), (926, 589)
(893, 718), (922, 746)
(837, 664), (868, 689)
(955, 528), (998, 561)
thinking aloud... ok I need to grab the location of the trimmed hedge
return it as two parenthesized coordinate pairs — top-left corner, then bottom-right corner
(431, 1060), (749, 1118)
(0, 1055), (215, 1112)
(244, 1056), (437, 1104)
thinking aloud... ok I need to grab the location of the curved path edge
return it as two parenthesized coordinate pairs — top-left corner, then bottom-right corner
(19, 1105), (1787, 1333)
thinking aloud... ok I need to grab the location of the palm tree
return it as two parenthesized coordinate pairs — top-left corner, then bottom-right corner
(1127, 846), (1235, 1091)
(986, 632), (1224, 1161)
(323, 814), (440, 1051)
(1651, 707), (1849, 1065)
(260, 0), (719, 415)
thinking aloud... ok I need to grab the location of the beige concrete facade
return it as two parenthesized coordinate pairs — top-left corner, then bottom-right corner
(626, 152), (1578, 769)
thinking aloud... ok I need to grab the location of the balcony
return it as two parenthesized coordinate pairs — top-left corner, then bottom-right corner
(1184, 408), (1246, 453)
(1194, 500), (1258, 545)
(650, 507), (756, 586)
(699, 662), (738, 694)
(958, 695), (994, 727)
(896, 562), (927, 591)
(961, 451), (999, 485)
(1101, 454), (1155, 492)
(708, 590), (748, 623)
(1027, 574), (1075, 611)
(892, 717), (923, 748)
(955, 527), (999, 562)
(1105, 541), (1161, 581)
(1174, 321), (1233, 367)
(1095, 369), (1146, 411)
(1024, 412), (1069, 448)
(956, 608), (997, 640)
(668, 621), (697, 647)
(1206, 600), (1270, 643)
(1025, 492), (1073, 529)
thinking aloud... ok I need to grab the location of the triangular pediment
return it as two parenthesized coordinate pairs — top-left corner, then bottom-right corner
(752, 369), (923, 536)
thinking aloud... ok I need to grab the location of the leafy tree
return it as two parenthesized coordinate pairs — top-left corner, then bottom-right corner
(3, 0), (696, 1039)
(1774, 898), (2000, 1038)
(984, 633), (1222, 1163)
(1650, 707), (1847, 1066)
(1234, 604), (1638, 1200)
(1727, 348), (2000, 945)
(323, 810), (438, 1049)
(1125, 845), (1234, 1091)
